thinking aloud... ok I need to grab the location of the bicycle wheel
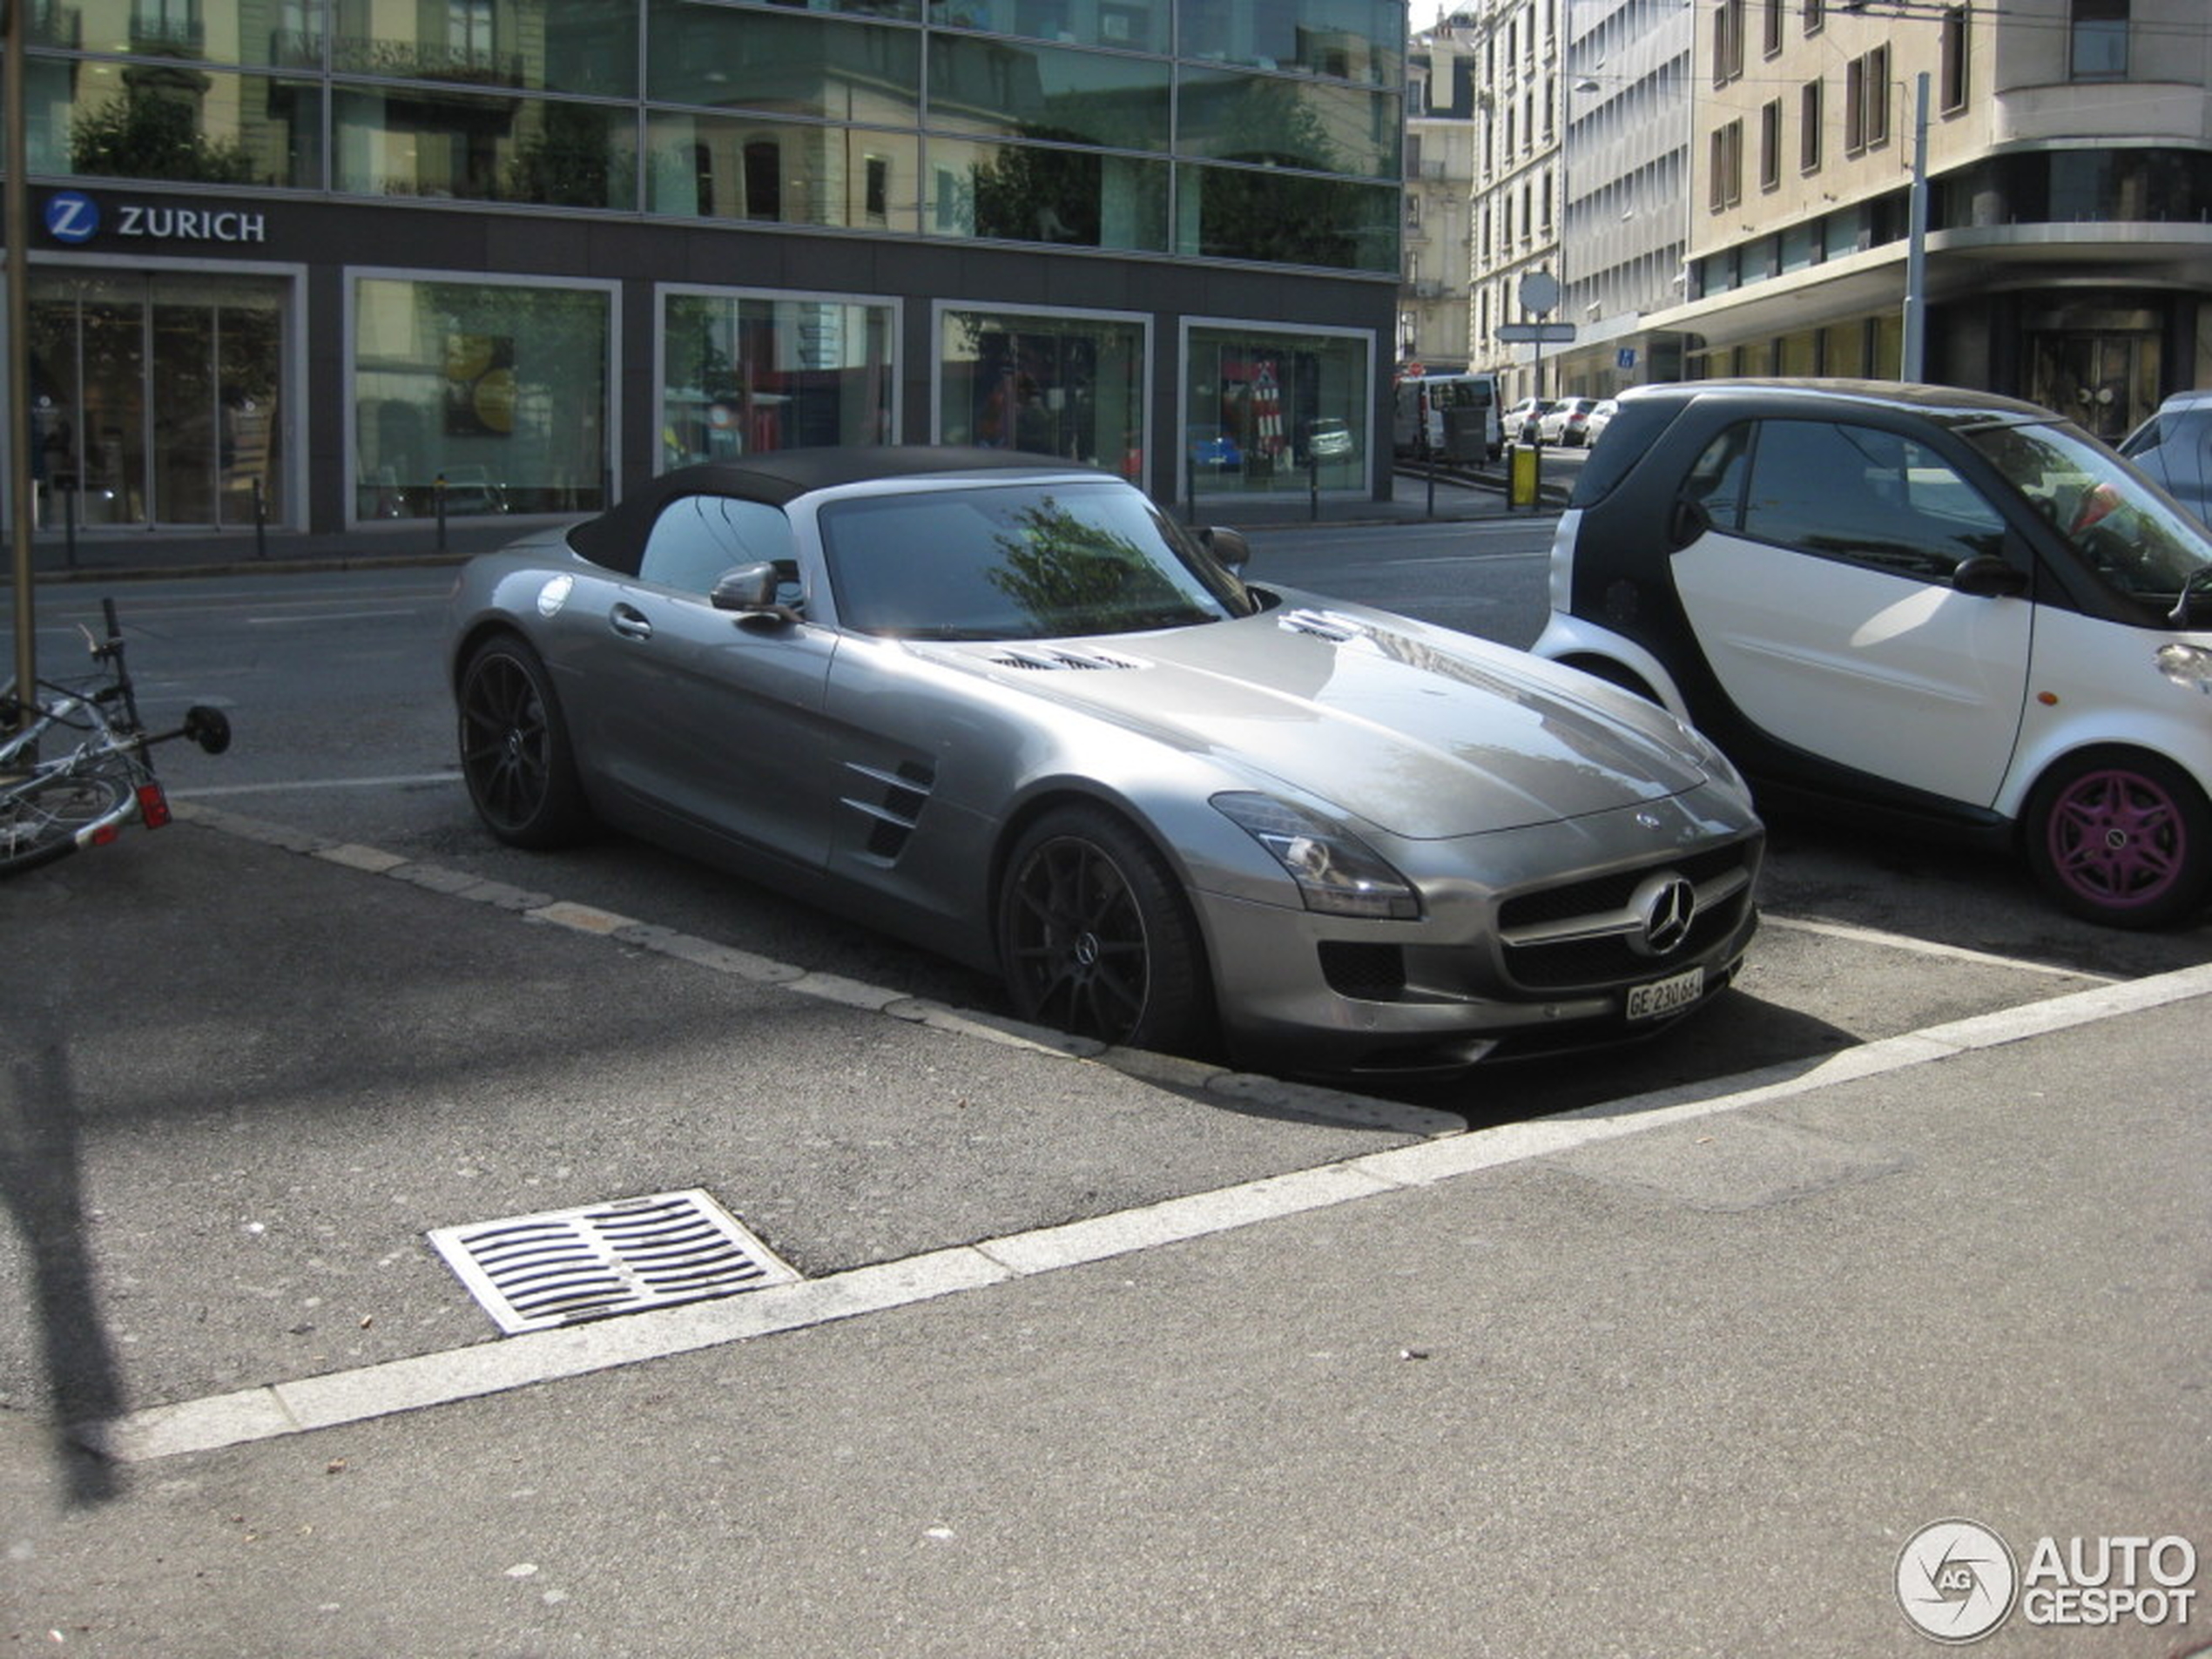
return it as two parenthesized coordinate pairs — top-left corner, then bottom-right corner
(0, 767), (135, 876)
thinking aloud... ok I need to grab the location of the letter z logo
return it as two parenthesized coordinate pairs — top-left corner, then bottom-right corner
(44, 190), (100, 243)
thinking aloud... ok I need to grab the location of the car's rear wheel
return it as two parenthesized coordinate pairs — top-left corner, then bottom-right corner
(458, 634), (594, 848)
(2023, 749), (2212, 928)
(997, 805), (1211, 1053)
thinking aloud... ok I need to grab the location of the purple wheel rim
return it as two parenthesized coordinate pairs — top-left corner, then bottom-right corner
(2045, 766), (2186, 910)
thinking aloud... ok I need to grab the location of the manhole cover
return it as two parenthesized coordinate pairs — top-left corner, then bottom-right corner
(428, 1190), (799, 1334)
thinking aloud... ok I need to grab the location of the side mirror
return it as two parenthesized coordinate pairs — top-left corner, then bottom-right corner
(1197, 526), (1251, 573)
(1952, 554), (2028, 598)
(709, 562), (802, 624)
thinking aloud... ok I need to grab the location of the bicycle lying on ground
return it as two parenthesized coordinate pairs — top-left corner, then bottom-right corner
(1, 597), (233, 877)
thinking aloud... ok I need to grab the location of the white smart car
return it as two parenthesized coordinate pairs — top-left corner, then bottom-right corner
(1534, 378), (2212, 928)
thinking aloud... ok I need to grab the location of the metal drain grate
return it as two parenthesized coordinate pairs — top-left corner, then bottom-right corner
(428, 1190), (799, 1334)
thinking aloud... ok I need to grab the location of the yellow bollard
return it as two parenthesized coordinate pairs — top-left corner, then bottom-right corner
(1507, 443), (1540, 509)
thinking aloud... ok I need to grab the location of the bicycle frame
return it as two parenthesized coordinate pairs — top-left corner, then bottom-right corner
(0, 598), (228, 871)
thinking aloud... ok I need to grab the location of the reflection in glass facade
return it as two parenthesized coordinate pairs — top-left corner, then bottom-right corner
(1185, 322), (1369, 496)
(354, 277), (611, 519)
(938, 307), (1145, 475)
(24, 0), (1402, 271)
(661, 291), (896, 463)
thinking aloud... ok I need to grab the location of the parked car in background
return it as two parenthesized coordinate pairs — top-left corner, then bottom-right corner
(2118, 388), (2212, 526)
(1583, 399), (1620, 445)
(1534, 378), (2212, 928)
(1538, 397), (1602, 447)
(1299, 416), (1355, 464)
(1187, 425), (1243, 472)
(451, 447), (1764, 1078)
(1503, 398), (1549, 444)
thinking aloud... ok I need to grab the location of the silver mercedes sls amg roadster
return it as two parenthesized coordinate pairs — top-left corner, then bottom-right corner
(448, 447), (1763, 1078)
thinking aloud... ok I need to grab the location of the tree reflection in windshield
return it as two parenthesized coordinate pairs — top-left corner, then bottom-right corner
(821, 481), (1241, 640)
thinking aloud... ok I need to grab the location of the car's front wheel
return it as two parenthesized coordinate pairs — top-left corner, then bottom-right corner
(457, 634), (595, 848)
(997, 805), (1211, 1053)
(2023, 749), (2212, 928)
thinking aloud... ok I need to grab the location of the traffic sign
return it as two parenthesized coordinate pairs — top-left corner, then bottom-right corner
(1496, 322), (1578, 344)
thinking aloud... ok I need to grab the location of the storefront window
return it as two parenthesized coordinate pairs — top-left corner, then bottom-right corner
(646, 118), (917, 229)
(646, 3), (918, 118)
(661, 291), (896, 467)
(937, 306), (1146, 475)
(29, 271), (288, 531)
(926, 138), (1169, 251)
(353, 277), (611, 521)
(1183, 322), (1370, 497)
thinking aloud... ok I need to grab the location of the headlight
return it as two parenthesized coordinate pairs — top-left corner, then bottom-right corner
(2156, 642), (2212, 694)
(1211, 792), (1420, 920)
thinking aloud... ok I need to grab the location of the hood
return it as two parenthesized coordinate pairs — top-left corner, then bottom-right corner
(921, 599), (1713, 838)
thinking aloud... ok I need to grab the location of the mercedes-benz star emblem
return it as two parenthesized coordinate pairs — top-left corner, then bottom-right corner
(1631, 873), (1697, 957)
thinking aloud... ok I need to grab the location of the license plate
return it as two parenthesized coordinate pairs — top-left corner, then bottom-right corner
(1626, 966), (1703, 1021)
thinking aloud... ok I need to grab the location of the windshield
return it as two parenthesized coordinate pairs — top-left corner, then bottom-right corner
(819, 479), (1254, 641)
(1965, 419), (2212, 610)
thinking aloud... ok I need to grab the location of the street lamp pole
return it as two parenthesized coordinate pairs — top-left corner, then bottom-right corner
(5, 0), (35, 719)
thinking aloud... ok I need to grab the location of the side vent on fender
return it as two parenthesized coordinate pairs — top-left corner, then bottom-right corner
(842, 758), (936, 860)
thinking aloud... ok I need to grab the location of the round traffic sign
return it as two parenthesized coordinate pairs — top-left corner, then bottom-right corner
(1518, 270), (1561, 316)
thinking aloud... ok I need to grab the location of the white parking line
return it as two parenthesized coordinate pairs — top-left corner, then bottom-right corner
(1760, 914), (2116, 981)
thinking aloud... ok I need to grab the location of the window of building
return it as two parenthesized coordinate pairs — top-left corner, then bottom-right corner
(1183, 320), (1372, 497)
(1709, 118), (1742, 212)
(353, 275), (612, 523)
(1939, 6), (1970, 111)
(2070, 0), (2128, 81)
(1712, 0), (1744, 86)
(1759, 99), (1781, 191)
(937, 307), (1144, 472)
(1804, 0), (1823, 33)
(1800, 78), (1822, 172)
(1844, 46), (1888, 155)
(1762, 0), (1783, 57)
(660, 290), (897, 468)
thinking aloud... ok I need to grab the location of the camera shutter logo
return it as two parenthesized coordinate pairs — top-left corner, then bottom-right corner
(1898, 1519), (2019, 1642)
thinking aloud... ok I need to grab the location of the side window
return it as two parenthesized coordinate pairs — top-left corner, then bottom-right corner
(1682, 423), (1753, 529)
(637, 495), (796, 597)
(1743, 420), (2006, 580)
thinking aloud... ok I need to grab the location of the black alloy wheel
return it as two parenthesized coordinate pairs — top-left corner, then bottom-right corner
(998, 805), (1210, 1054)
(457, 635), (593, 848)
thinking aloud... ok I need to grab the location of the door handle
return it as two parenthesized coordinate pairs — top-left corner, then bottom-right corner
(610, 604), (653, 642)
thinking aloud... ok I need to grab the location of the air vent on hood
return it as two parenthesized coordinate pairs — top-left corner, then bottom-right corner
(986, 645), (1150, 671)
(1278, 609), (1368, 644)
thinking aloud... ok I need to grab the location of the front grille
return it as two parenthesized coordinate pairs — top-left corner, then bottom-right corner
(1498, 840), (1758, 993)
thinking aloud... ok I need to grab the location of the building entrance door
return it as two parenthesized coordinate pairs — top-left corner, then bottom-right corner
(28, 271), (287, 532)
(2026, 327), (2157, 445)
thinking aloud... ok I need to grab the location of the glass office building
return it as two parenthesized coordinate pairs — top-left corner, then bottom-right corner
(10, 0), (1404, 543)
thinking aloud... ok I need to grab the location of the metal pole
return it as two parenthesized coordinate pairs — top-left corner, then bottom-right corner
(1903, 71), (1931, 382)
(6, 0), (37, 724)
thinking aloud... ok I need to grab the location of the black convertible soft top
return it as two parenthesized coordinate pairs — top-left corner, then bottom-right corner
(569, 445), (1104, 573)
